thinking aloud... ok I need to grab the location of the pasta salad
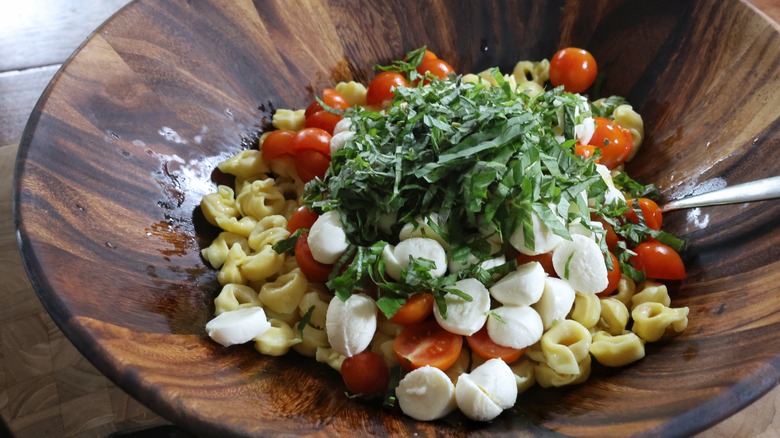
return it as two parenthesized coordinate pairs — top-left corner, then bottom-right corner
(199, 47), (689, 422)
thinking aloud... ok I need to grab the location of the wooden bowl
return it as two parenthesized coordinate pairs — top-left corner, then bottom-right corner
(14, 0), (780, 436)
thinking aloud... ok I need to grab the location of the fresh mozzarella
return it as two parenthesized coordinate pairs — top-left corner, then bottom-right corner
(396, 366), (457, 421)
(509, 212), (564, 255)
(455, 373), (503, 421)
(206, 307), (271, 347)
(308, 210), (348, 264)
(574, 116), (595, 145)
(325, 294), (377, 357)
(486, 305), (543, 349)
(448, 253), (506, 274)
(434, 278), (491, 336)
(552, 234), (608, 294)
(382, 237), (447, 281)
(399, 213), (449, 249)
(455, 358), (518, 422)
(467, 358), (518, 409)
(533, 277), (576, 330)
(489, 261), (546, 305)
(329, 130), (355, 155)
(332, 117), (352, 135)
(595, 164), (626, 205)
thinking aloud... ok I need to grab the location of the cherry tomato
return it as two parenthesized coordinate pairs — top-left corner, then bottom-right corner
(286, 206), (318, 233)
(304, 88), (350, 118)
(289, 127), (331, 155)
(588, 117), (632, 169)
(305, 110), (342, 135)
(466, 326), (525, 363)
(261, 129), (296, 160)
(590, 213), (619, 250)
(574, 144), (596, 160)
(393, 320), (463, 371)
(549, 47), (598, 93)
(294, 231), (333, 283)
(624, 198), (663, 231)
(294, 149), (330, 183)
(389, 293), (434, 326)
(516, 252), (556, 277)
(629, 241), (686, 280)
(340, 351), (390, 395)
(416, 58), (455, 81)
(366, 72), (409, 107)
(404, 49), (438, 62)
(597, 251), (622, 297)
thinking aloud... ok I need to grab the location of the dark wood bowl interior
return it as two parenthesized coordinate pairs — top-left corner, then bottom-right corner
(14, 0), (780, 436)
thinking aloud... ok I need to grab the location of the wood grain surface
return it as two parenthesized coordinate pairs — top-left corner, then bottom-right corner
(6, 0), (780, 436)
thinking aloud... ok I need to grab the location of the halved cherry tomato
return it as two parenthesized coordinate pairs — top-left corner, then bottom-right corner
(516, 252), (556, 277)
(416, 58), (455, 81)
(393, 320), (462, 371)
(598, 251), (622, 297)
(294, 231), (333, 283)
(467, 326), (525, 363)
(624, 198), (663, 231)
(366, 72), (409, 106)
(590, 213), (619, 250)
(289, 127), (331, 155)
(549, 47), (598, 93)
(574, 144), (596, 160)
(389, 293), (434, 326)
(286, 206), (318, 233)
(304, 88), (350, 118)
(261, 129), (296, 159)
(341, 351), (390, 395)
(294, 149), (330, 183)
(629, 241), (686, 280)
(305, 110), (342, 135)
(588, 117), (632, 169)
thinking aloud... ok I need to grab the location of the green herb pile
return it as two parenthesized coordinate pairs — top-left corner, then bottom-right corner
(293, 48), (684, 318)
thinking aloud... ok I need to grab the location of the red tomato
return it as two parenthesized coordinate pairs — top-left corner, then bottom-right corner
(516, 252), (556, 277)
(404, 49), (438, 62)
(624, 198), (663, 231)
(590, 213), (619, 250)
(305, 110), (342, 135)
(597, 252), (622, 297)
(393, 320), (463, 371)
(340, 351), (390, 395)
(389, 293), (434, 326)
(366, 72), (409, 107)
(549, 47), (598, 93)
(467, 326), (524, 363)
(588, 117), (632, 169)
(416, 58), (455, 81)
(574, 144), (596, 160)
(629, 241), (686, 280)
(294, 231), (333, 283)
(294, 149), (330, 183)
(286, 206), (318, 233)
(290, 127), (331, 155)
(304, 88), (350, 118)
(261, 129), (296, 159)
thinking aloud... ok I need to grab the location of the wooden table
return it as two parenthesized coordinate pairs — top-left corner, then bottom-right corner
(1, 1), (778, 436)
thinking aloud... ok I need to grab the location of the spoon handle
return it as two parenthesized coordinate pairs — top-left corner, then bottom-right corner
(660, 176), (780, 212)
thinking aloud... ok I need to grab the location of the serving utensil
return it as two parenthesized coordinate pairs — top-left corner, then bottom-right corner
(661, 176), (780, 212)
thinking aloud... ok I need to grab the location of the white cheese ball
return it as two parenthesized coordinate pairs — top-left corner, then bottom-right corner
(396, 366), (457, 421)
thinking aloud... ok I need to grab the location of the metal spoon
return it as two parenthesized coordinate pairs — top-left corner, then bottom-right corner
(660, 176), (780, 212)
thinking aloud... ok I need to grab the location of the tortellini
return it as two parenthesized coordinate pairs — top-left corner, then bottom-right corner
(202, 143), (333, 359)
(632, 302), (689, 342)
(272, 109), (305, 131)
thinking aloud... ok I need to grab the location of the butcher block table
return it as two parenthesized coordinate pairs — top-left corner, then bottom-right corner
(1, 1), (778, 436)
